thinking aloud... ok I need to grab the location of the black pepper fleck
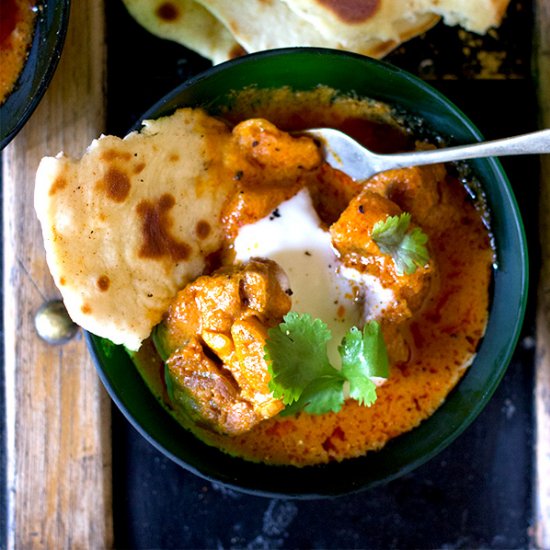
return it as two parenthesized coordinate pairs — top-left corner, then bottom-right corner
(269, 208), (281, 221)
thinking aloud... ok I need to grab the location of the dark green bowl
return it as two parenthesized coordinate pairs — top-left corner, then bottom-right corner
(0, 0), (70, 149)
(87, 48), (528, 498)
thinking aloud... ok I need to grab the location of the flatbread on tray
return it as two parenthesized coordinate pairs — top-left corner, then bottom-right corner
(195, 0), (438, 59)
(121, 0), (244, 64)
(121, 0), (511, 64)
(279, 0), (512, 48)
(35, 108), (234, 350)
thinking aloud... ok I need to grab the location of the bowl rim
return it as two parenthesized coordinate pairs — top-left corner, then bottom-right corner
(0, 0), (71, 150)
(88, 47), (529, 498)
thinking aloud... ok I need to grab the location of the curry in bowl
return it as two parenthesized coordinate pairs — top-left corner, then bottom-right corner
(34, 50), (526, 492)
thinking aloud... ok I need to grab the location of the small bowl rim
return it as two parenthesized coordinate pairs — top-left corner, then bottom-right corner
(87, 47), (529, 498)
(0, 0), (71, 150)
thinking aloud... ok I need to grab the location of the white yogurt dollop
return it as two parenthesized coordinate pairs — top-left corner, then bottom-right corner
(233, 188), (395, 365)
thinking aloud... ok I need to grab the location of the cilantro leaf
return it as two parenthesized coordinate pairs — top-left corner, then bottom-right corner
(339, 323), (389, 406)
(265, 313), (389, 415)
(371, 213), (429, 275)
(281, 375), (345, 416)
(265, 312), (337, 405)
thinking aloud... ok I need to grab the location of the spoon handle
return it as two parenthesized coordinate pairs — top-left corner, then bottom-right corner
(378, 128), (550, 170)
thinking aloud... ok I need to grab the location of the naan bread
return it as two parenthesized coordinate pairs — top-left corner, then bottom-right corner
(415, 0), (510, 33)
(121, 0), (510, 65)
(121, 0), (244, 64)
(196, 0), (438, 59)
(281, 0), (511, 46)
(35, 108), (234, 350)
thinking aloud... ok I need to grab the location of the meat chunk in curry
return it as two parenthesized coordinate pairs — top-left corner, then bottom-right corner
(330, 188), (435, 322)
(154, 258), (291, 435)
(222, 118), (323, 237)
(329, 184), (438, 365)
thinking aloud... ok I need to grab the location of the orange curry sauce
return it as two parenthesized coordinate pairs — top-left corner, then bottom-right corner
(132, 88), (493, 466)
(0, 0), (36, 104)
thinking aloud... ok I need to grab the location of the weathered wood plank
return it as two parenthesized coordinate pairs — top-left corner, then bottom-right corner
(2, 1), (113, 547)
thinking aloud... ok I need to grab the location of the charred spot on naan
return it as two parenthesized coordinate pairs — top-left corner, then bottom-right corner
(315, 0), (380, 23)
(196, 220), (212, 239)
(97, 275), (111, 291)
(92, 148), (154, 203)
(48, 176), (67, 196)
(156, 1), (181, 21)
(136, 194), (193, 262)
(96, 167), (132, 203)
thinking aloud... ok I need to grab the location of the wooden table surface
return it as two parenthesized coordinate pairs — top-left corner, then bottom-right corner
(2, 1), (112, 547)
(1, 0), (548, 547)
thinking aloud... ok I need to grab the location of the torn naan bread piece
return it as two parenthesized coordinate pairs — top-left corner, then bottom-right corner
(281, 0), (510, 50)
(195, 0), (423, 59)
(122, 0), (511, 65)
(413, 0), (510, 33)
(121, 0), (244, 64)
(35, 108), (235, 350)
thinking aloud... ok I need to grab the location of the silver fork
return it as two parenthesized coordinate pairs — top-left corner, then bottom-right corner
(304, 128), (550, 181)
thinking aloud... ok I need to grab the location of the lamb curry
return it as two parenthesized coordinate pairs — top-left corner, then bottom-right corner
(35, 87), (493, 466)
(131, 89), (493, 466)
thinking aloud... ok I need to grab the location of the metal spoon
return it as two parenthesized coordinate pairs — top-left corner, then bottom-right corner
(304, 128), (550, 181)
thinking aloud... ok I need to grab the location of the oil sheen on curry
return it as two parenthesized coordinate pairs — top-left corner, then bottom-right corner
(35, 88), (493, 466)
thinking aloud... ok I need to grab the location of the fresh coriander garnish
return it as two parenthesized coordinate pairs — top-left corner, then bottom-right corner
(371, 212), (429, 275)
(340, 323), (389, 406)
(265, 312), (389, 416)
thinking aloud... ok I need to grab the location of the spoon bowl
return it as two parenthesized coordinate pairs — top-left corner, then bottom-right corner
(306, 127), (550, 180)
